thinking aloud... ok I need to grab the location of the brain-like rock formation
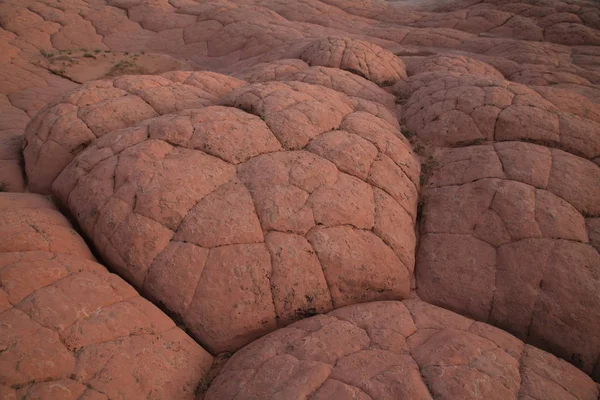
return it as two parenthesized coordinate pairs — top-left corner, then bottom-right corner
(398, 72), (600, 159)
(0, 193), (212, 399)
(236, 63), (398, 110)
(282, 66), (398, 110)
(416, 141), (600, 377)
(3, 0), (600, 393)
(233, 59), (310, 83)
(407, 54), (505, 79)
(300, 37), (408, 86)
(396, 49), (600, 379)
(204, 300), (599, 400)
(427, 141), (600, 216)
(48, 80), (420, 353)
(23, 71), (245, 194)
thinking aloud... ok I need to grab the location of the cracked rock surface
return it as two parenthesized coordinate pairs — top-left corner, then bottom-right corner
(0, 193), (213, 399)
(400, 54), (600, 379)
(49, 81), (420, 353)
(23, 71), (245, 194)
(205, 300), (599, 400)
(0, 0), (599, 396)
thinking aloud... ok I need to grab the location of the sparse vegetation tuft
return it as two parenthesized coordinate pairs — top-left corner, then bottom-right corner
(413, 143), (425, 155)
(40, 49), (53, 58)
(582, 209), (592, 218)
(401, 127), (415, 139)
(108, 59), (137, 76)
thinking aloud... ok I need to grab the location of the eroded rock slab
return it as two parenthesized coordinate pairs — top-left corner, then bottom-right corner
(0, 193), (213, 399)
(23, 71), (245, 194)
(45, 80), (420, 353)
(204, 300), (599, 400)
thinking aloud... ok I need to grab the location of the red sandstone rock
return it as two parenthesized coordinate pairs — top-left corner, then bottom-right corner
(23, 72), (245, 194)
(301, 37), (407, 86)
(204, 300), (599, 400)
(0, 193), (213, 399)
(400, 72), (600, 159)
(417, 155), (600, 377)
(1, 0), (600, 393)
(47, 81), (419, 353)
(409, 54), (504, 79)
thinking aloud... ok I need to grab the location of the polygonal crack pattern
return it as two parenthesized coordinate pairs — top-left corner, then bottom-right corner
(0, 193), (212, 400)
(23, 71), (245, 194)
(2, 0), (600, 394)
(204, 300), (599, 400)
(46, 80), (420, 354)
(402, 54), (600, 379)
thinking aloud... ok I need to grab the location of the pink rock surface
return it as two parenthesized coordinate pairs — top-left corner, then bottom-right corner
(408, 54), (505, 79)
(300, 37), (407, 86)
(1, 0), (599, 194)
(1, 0), (600, 393)
(0, 193), (213, 399)
(47, 81), (419, 353)
(399, 72), (600, 159)
(408, 83), (600, 381)
(204, 300), (599, 400)
(23, 72), (245, 194)
(417, 158), (600, 378)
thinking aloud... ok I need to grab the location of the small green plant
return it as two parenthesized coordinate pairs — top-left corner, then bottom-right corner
(419, 157), (440, 187)
(413, 144), (425, 155)
(582, 209), (592, 218)
(40, 49), (53, 58)
(49, 68), (67, 77)
(104, 50), (111, 53)
(83, 53), (94, 58)
(378, 79), (396, 87)
(421, 159), (440, 175)
(395, 96), (407, 105)
(94, 49), (101, 53)
(79, 48), (87, 52)
(401, 128), (415, 139)
(114, 60), (128, 68)
(110, 59), (136, 75)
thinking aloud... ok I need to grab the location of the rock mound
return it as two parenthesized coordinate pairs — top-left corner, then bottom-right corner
(23, 71), (245, 194)
(416, 141), (600, 377)
(301, 37), (407, 86)
(397, 72), (600, 159)
(408, 54), (505, 79)
(398, 53), (600, 379)
(0, 193), (212, 400)
(204, 300), (599, 400)
(48, 81), (420, 353)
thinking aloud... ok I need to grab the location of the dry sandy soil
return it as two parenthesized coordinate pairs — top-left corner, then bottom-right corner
(1, 0), (600, 398)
